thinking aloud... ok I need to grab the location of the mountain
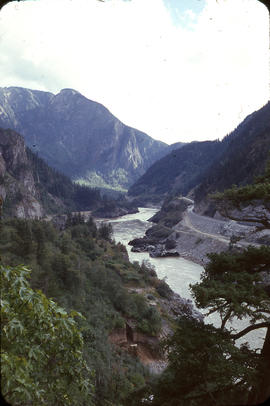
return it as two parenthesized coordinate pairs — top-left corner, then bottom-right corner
(129, 102), (270, 207)
(0, 128), (44, 218)
(194, 101), (270, 214)
(128, 140), (226, 201)
(0, 128), (105, 218)
(0, 86), (168, 190)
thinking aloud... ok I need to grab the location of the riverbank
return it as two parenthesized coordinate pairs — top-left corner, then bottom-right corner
(128, 197), (267, 265)
(109, 206), (266, 351)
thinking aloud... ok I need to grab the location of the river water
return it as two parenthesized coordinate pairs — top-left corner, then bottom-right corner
(99, 207), (266, 350)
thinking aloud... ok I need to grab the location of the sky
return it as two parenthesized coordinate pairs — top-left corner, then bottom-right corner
(0, 0), (269, 144)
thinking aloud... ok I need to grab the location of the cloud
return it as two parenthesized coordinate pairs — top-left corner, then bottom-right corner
(0, 0), (268, 143)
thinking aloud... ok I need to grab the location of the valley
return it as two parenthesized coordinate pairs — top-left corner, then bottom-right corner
(1, 0), (270, 403)
(1, 86), (270, 406)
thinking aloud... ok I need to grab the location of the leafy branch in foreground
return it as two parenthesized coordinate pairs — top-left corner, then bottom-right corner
(1, 265), (94, 406)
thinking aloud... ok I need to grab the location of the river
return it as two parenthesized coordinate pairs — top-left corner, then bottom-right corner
(98, 207), (266, 350)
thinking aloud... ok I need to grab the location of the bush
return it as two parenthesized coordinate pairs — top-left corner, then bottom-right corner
(155, 279), (173, 299)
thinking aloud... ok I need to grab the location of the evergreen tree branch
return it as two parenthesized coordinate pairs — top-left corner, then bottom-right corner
(221, 309), (232, 331)
(230, 322), (270, 340)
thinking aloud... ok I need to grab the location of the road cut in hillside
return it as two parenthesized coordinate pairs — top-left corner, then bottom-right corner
(173, 203), (261, 264)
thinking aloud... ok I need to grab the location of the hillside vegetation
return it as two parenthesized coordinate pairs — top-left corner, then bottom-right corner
(195, 101), (270, 214)
(0, 214), (167, 405)
(126, 160), (270, 406)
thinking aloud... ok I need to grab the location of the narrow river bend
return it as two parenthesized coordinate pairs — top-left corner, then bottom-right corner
(98, 207), (266, 350)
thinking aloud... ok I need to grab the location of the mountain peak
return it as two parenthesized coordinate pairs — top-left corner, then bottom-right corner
(0, 86), (169, 190)
(58, 88), (81, 96)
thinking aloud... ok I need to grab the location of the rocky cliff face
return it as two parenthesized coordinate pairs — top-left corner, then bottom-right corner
(0, 87), (168, 190)
(0, 128), (43, 218)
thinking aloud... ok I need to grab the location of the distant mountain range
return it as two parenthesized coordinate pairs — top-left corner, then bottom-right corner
(0, 87), (176, 190)
(129, 102), (270, 213)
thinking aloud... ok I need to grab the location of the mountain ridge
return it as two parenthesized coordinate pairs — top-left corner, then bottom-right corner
(128, 139), (226, 201)
(128, 102), (270, 208)
(194, 101), (270, 215)
(0, 86), (169, 190)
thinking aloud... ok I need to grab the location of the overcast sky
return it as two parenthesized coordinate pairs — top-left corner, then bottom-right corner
(0, 0), (269, 144)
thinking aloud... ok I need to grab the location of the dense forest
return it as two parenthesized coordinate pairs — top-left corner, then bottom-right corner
(1, 213), (167, 405)
(26, 147), (103, 213)
(0, 128), (137, 219)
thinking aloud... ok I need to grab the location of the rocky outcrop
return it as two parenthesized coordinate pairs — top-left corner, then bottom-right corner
(0, 128), (44, 218)
(128, 195), (269, 264)
(149, 196), (192, 227)
(149, 247), (179, 258)
(92, 203), (138, 218)
(108, 289), (203, 374)
(129, 197), (193, 257)
(215, 200), (270, 230)
(0, 86), (168, 190)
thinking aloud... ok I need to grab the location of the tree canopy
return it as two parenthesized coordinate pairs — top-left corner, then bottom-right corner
(144, 245), (270, 406)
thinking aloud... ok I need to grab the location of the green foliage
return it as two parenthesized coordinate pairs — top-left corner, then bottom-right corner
(141, 245), (270, 405)
(212, 156), (270, 205)
(98, 222), (113, 241)
(145, 243), (270, 406)
(0, 217), (162, 405)
(212, 182), (270, 207)
(147, 318), (260, 406)
(207, 157), (270, 235)
(1, 265), (94, 406)
(155, 278), (173, 299)
(191, 247), (270, 327)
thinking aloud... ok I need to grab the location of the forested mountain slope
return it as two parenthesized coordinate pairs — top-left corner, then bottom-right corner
(194, 102), (270, 214)
(128, 140), (226, 201)
(0, 128), (103, 218)
(129, 102), (270, 209)
(0, 86), (168, 190)
(0, 215), (166, 405)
